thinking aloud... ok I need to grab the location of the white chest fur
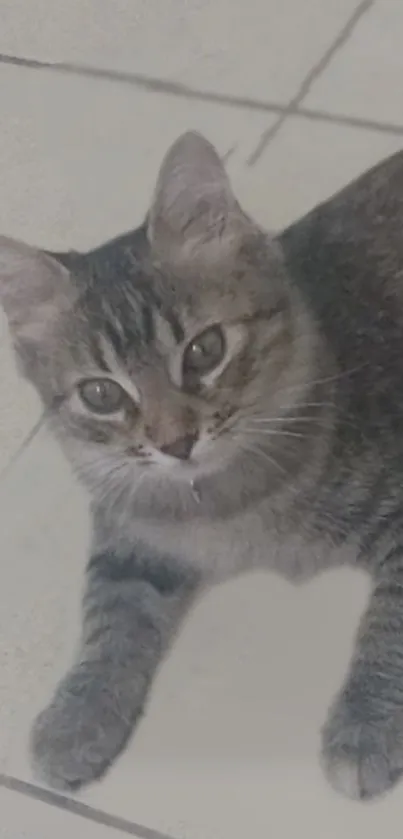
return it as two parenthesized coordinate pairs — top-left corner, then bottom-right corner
(128, 504), (346, 585)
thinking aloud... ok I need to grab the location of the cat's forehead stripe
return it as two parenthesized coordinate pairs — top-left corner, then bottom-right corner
(86, 290), (185, 369)
(154, 313), (178, 352)
(90, 335), (111, 372)
(167, 310), (185, 344)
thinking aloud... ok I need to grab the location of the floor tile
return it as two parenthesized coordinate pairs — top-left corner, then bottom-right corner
(0, 784), (134, 838)
(74, 571), (378, 839)
(1, 10), (403, 835)
(0, 428), (88, 769)
(0, 311), (41, 474)
(0, 58), (269, 477)
(4, 447), (402, 839)
(237, 117), (403, 230)
(0, 63), (274, 252)
(3, 428), (399, 837)
(1, 0), (359, 103)
(304, 1), (403, 125)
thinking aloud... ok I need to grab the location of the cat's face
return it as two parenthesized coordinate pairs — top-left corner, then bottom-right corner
(0, 133), (316, 507)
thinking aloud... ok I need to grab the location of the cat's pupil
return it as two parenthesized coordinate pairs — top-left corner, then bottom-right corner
(79, 379), (125, 414)
(189, 342), (204, 362)
(183, 325), (225, 377)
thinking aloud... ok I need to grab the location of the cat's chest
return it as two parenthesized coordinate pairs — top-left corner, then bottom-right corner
(129, 506), (343, 583)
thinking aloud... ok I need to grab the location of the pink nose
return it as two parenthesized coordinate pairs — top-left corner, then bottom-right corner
(159, 433), (198, 460)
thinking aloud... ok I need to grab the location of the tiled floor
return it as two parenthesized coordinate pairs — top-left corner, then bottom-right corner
(1, 1), (403, 836)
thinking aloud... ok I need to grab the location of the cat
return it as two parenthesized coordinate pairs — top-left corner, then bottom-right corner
(2, 132), (403, 801)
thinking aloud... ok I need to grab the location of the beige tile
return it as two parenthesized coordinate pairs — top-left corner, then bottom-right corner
(0, 784), (132, 838)
(0, 427), (89, 768)
(0, 429), (394, 837)
(7, 521), (403, 839)
(237, 117), (403, 230)
(2, 40), (403, 839)
(0, 312), (41, 474)
(305, 1), (403, 125)
(0, 58), (271, 478)
(0, 63), (273, 251)
(0, 424), (394, 837)
(0, 427), (380, 839)
(0, 0), (359, 103)
(0, 64), (392, 477)
(74, 570), (379, 839)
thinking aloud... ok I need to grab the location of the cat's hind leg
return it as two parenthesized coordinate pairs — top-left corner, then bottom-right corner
(322, 565), (403, 799)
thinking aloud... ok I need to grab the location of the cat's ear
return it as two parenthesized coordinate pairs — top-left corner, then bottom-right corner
(0, 236), (73, 345)
(148, 132), (249, 258)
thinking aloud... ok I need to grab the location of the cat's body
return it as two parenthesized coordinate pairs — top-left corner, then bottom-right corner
(2, 134), (403, 800)
(72, 148), (403, 585)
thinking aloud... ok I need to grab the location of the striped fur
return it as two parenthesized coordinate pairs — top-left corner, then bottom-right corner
(2, 134), (403, 797)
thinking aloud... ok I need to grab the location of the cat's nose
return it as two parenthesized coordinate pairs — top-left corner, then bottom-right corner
(160, 433), (198, 461)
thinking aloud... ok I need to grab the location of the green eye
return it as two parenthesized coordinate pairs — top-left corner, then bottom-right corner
(183, 325), (226, 378)
(78, 378), (126, 415)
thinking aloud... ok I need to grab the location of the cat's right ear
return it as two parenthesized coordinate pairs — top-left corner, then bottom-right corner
(148, 132), (250, 260)
(0, 236), (74, 346)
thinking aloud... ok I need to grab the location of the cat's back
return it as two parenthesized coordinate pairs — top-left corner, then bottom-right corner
(280, 150), (403, 442)
(280, 149), (403, 326)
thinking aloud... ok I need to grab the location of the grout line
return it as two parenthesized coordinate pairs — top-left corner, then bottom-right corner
(1, 50), (402, 142)
(0, 52), (287, 116)
(0, 413), (45, 484)
(247, 0), (375, 164)
(286, 104), (403, 137)
(0, 773), (178, 839)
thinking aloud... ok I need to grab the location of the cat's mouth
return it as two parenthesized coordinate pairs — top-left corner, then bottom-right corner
(124, 430), (234, 481)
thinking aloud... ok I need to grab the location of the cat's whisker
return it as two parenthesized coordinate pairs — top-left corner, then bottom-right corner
(239, 440), (288, 476)
(246, 415), (327, 425)
(292, 401), (335, 408)
(277, 362), (368, 398)
(228, 401), (335, 432)
(129, 471), (149, 502)
(253, 413), (359, 432)
(239, 427), (307, 439)
(239, 440), (305, 500)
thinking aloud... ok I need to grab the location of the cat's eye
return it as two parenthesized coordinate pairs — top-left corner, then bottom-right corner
(183, 325), (226, 379)
(78, 378), (127, 415)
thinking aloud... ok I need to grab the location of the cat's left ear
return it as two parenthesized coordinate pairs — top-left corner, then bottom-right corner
(0, 236), (73, 345)
(148, 131), (250, 259)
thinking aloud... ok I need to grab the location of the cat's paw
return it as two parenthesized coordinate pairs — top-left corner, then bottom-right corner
(322, 692), (403, 800)
(30, 669), (141, 791)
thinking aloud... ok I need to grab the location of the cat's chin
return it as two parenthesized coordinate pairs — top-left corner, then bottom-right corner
(65, 435), (235, 514)
(142, 449), (233, 503)
(150, 455), (222, 482)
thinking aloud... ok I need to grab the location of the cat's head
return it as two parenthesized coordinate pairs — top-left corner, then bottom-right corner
(0, 133), (318, 514)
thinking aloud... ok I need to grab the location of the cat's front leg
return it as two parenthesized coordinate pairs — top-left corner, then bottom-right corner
(322, 565), (403, 799)
(31, 538), (199, 791)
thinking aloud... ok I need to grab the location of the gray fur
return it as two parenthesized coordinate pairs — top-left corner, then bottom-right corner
(2, 132), (403, 798)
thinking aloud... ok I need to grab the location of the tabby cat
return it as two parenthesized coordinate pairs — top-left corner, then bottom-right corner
(1, 132), (403, 800)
